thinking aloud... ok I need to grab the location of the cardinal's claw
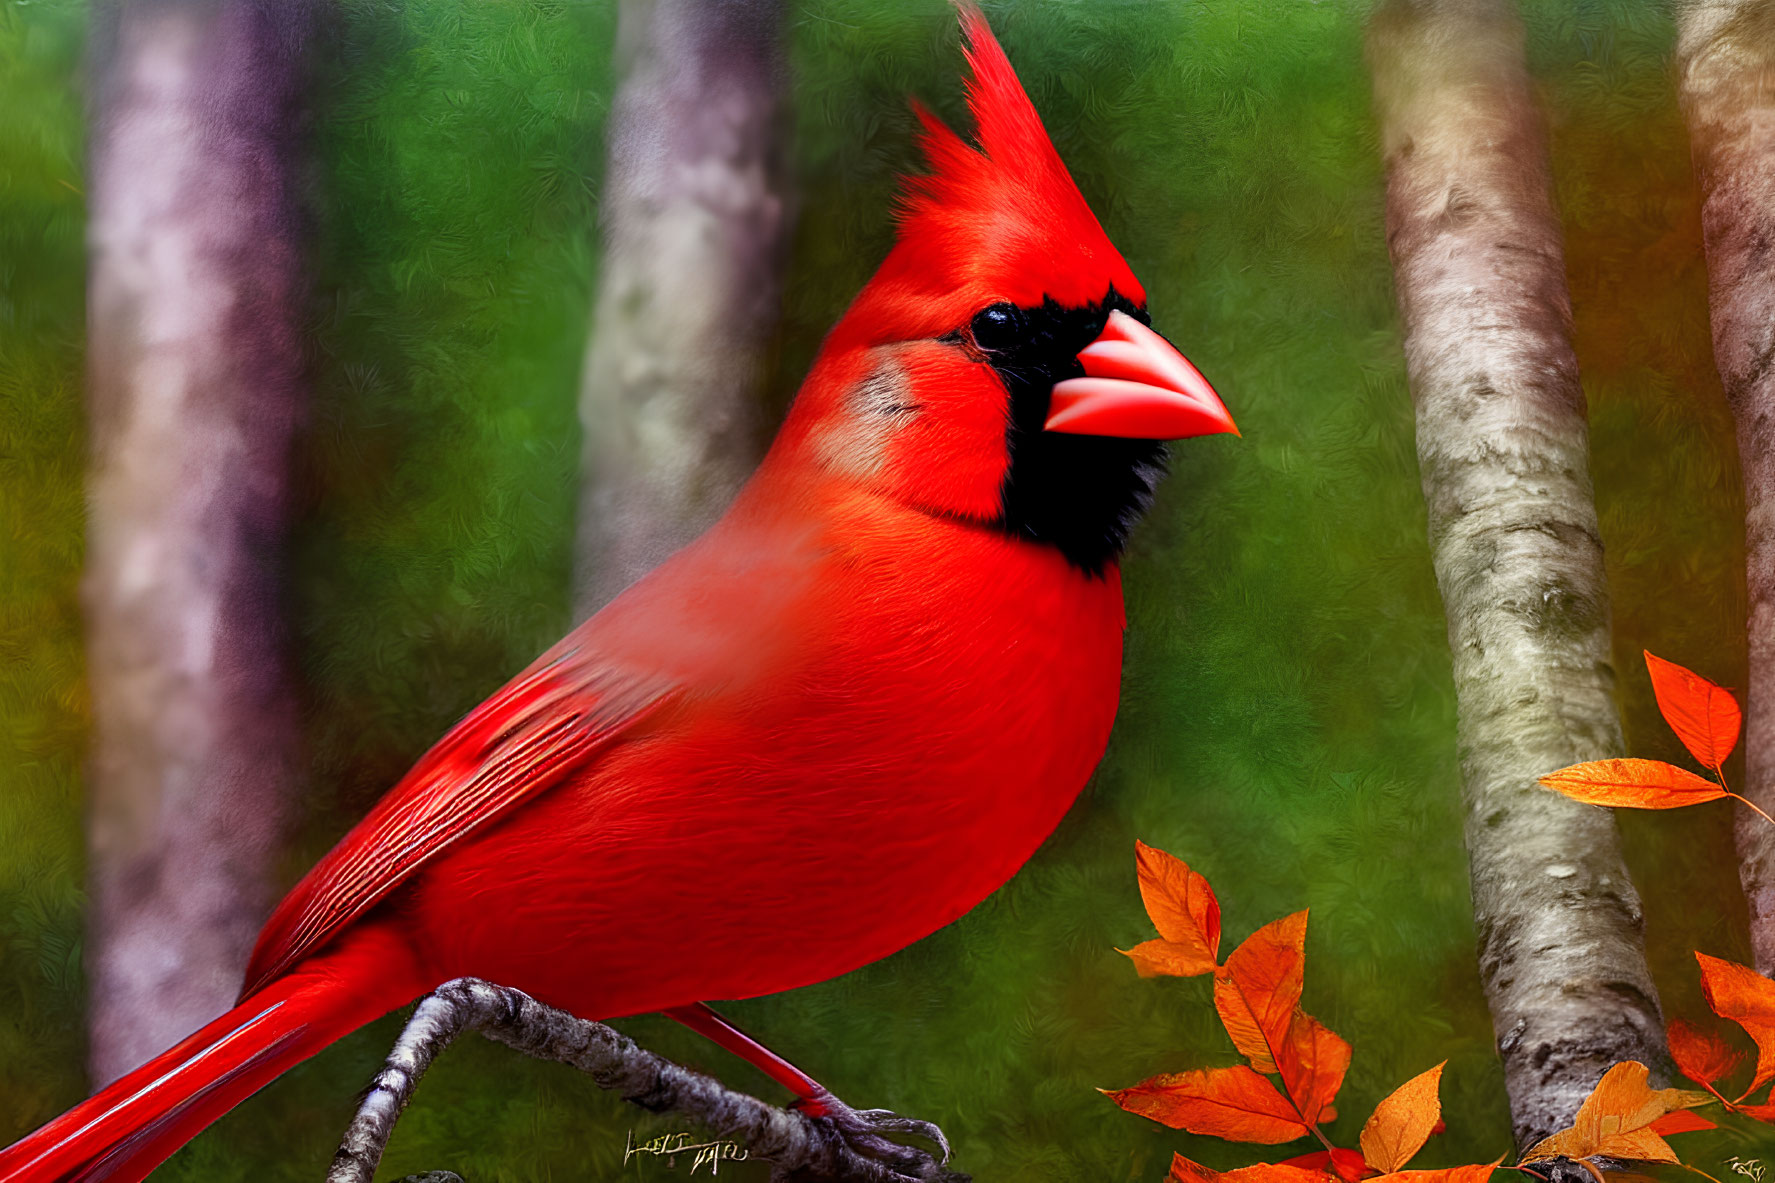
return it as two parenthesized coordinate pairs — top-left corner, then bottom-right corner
(788, 1087), (961, 1182)
(844, 1109), (952, 1165)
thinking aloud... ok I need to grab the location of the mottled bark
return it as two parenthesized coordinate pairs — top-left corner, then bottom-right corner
(574, 0), (790, 614)
(84, 0), (315, 1085)
(1676, 0), (1775, 977)
(1368, 0), (1665, 1150)
(327, 979), (963, 1183)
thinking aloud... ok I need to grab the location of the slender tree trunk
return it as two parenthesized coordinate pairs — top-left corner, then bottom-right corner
(83, 0), (315, 1085)
(1368, 0), (1665, 1149)
(1676, 0), (1775, 977)
(574, 0), (790, 614)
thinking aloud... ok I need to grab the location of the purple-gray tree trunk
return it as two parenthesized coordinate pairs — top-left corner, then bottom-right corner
(83, 0), (315, 1085)
(1368, 0), (1665, 1150)
(574, 0), (790, 614)
(1675, 0), (1775, 977)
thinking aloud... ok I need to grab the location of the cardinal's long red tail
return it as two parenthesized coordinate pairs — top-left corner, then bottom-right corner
(0, 931), (418, 1183)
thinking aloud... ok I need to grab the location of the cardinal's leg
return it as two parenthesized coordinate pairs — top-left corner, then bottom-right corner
(664, 1001), (953, 1165)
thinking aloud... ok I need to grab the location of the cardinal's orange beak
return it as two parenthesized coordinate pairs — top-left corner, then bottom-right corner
(1043, 309), (1238, 440)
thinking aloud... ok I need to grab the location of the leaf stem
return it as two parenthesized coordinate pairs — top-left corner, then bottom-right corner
(1726, 791), (1775, 830)
(1711, 765), (1775, 829)
(1674, 1163), (1729, 1183)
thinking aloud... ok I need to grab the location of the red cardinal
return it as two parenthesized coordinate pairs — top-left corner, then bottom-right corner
(1, 10), (1235, 1181)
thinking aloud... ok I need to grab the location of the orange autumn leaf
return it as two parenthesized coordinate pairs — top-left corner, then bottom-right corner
(1279, 1011), (1351, 1127)
(1212, 910), (1347, 1123)
(1125, 940), (1219, 978)
(1105, 1065), (1312, 1143)
(1528, 1126), (1677, 1165)
(1280, 1148), (1370, 1182)
(1645, 650), (1741, 770)
(1697, 951), (1775, 1092)
(1667, 1017), (1745, 1088)
(1122, 841), (1222, 977)
(1518, 1061), (1710, 1165)
(1170, 1154), (1338, 1183)
(1359, 1062), (1444, 1173)
(1646, 1109), (1716, 1135)
(1538, 758), (1725, 809)
(1215, 911), (1309, 1075)
(1369, 1163), (1500, 1183)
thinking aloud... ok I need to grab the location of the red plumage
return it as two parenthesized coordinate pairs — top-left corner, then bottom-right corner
(1, 10), (1236, 1181)
(830, 10), (1142, 352)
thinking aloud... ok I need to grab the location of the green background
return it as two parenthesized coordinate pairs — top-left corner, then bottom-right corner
(2, 0), (1770, 1177)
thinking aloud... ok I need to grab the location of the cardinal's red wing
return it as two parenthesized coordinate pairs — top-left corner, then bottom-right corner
(239, 640), (681, 1000)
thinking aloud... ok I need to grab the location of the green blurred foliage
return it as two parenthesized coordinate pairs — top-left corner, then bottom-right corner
(1, 0), (1772, 1178)
(0, 0), (90, 1135)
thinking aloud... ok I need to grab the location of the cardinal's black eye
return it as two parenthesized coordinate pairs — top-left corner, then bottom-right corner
(969, 302), (1025, 353)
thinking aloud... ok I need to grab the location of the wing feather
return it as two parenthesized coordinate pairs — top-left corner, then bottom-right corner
(239, 641), (679, 1000)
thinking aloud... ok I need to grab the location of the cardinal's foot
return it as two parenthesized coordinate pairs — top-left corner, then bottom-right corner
(780, 1087), (965, 1183)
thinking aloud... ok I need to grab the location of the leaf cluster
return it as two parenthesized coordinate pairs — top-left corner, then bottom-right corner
(1540, 652), (1763, 823)
(1106, 842), (1478, 1182)
(1105, 843), (1752, 1183)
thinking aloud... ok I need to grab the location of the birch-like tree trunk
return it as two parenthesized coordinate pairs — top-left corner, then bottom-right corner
(1368, 0), (1665, 1149)
(574, 0), (789, 614)
(84, 0), (315, 1085)
(1676, 0), (1775, 977)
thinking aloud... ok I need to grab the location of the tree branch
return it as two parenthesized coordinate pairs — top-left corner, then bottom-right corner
(326, 978), (967, 1183)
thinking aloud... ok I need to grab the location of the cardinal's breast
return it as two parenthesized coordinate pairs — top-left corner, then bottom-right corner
(408, 481), (1127, 1018)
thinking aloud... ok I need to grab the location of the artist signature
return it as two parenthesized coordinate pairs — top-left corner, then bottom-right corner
(1730, 1158), (1767, 1183)
(624, 1129), (750, 1175)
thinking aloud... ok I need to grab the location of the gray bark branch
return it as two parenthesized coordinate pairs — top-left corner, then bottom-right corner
(1367, 0), (1666, 1149)
(574, 0), (790, 613)
(327, 979), (965, 1183)
(83, 0), (316, 1084)
(1676, 0), (1775, 976)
